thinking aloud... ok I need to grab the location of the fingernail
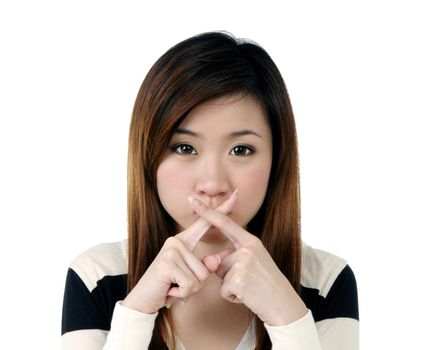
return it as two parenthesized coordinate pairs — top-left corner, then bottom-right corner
(190, 197), (202, 207)
(233, 188), (239, 196)
(214, 255), (221, 265)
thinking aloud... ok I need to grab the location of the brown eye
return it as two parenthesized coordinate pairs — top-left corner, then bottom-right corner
(173, 144), (197, 155)
(230, 145), (254, 156)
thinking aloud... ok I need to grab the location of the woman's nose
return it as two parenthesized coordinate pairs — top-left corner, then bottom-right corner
(194, 158), (231, 202)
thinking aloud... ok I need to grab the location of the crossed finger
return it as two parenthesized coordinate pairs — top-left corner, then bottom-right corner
(176, 188), (238, 251)
(188, 190), (252, 250)
(166, 189), (238, 303)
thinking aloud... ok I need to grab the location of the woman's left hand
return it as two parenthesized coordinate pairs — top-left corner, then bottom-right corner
(189, 194), (308, 327)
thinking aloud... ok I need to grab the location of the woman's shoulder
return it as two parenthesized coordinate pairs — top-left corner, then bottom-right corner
(301, 241), (354, 298)
(300, 241), (359, 323)
(62, 239), (129, 336)
(68, 239), (128, 292)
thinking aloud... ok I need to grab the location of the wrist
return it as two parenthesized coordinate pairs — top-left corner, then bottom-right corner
(267, 304), (308, 326)
(265, 289), (308, 326)
(121, 294), (158, 315)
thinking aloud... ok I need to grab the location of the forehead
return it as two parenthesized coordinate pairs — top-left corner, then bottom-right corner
(179, 93), (269, 131)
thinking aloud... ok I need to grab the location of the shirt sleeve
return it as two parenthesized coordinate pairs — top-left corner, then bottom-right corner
(313, 265), (359, 350)
(62, 267), (111, 332)
(264, 309), (322, 350)
(103, 301), (158, 350)
(264, 264), (359, 350)
(61, 267), (158, 350)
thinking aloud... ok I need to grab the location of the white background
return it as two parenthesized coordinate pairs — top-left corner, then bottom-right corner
(1, 1), (423, 348)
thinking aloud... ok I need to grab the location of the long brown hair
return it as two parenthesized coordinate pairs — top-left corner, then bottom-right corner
(127, 31), (302, 349)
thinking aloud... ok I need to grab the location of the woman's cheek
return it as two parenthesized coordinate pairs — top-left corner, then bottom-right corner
(236, 167), (271, 223)
(159, 162), (187, 190)
(157, 162), (192, 225)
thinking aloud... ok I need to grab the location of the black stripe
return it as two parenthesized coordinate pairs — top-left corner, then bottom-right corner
(301, 265), (359, 322)
(62, 263), (359, 335)
(61, 268), (127, 335)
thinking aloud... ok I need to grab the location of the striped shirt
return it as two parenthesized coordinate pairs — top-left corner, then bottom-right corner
(61, 240), (359, 349)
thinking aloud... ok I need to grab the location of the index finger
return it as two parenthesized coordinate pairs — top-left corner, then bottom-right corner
(175, 189), (238, 251)
(189, 193), (251, 249)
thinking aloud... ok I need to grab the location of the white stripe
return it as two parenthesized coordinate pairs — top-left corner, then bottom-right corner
(62, 329), (108, 349)
(316, 318), (359, 350)
(69, 240), (128, 292)
(301, 241), (348, 298)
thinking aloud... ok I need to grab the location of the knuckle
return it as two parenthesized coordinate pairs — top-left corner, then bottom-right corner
(162, 248), (178, 261)
(165, 236), (180, 247)
(239, 247), (254, 259)
(178, 289), (189, 298)
(163, 237), (174, 248)
(233, 261), (244, 271)
(184, 279), (196, 291)
(184, 280), (200, 294)
(245, 237), (261, 252)
(156, 259), (172, 273)
(250, 235), (262, 246)
(234, 276), (244, 288)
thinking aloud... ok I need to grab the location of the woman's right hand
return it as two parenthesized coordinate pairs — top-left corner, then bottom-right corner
(121, 190), (238, 314)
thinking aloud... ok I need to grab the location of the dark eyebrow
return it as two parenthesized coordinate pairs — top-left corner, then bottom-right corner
(228, 130), (263, 138)
(174, 128), (262, 139)
(174, 128), (198, 137)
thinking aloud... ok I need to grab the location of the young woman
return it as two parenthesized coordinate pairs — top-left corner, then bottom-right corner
(61, 31), (359, 349)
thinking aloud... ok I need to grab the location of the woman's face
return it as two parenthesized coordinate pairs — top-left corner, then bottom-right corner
(156, 93), (273, 245)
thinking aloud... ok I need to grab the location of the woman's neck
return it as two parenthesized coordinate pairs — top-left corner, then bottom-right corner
(193, 235), (235, 258)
